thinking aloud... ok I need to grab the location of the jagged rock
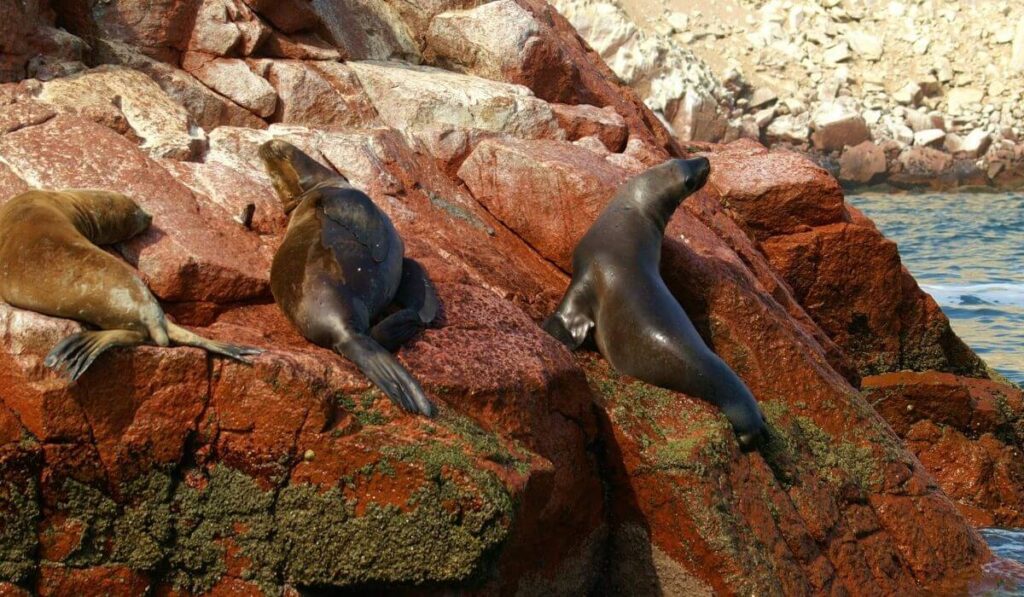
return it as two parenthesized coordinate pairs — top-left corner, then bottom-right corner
(823, 42), (851, 64)
(839, 140), (887, 184)
(549, 103), (628, 151)
(749, 87), (778, 108)
(181, 53), (278, 117)
(904, 110), (945, 132)
(765, 114), (811, 145)
(893, 82), (923, 106)
(427, 0), (542, 82)
(898, 146), (954, 177)
(263, 60), (380, 129)
(188, 0), (270, 56)
(1012, 16), (1024, 72)
(810, 100), (870, 151)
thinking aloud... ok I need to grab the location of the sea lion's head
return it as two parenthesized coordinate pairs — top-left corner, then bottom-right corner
(63, 190), (152, 245)
(625, 157), (711, 223)
(259, 139), (348, 215)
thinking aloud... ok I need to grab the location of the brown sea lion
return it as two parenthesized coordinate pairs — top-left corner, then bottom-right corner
(542, 158), (769, 449)
(0, 189), (262, 380)
(259, 140), (438, 416)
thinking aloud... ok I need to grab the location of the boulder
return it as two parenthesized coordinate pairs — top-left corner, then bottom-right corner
(810, 101), (870, 151)
(946, 129), (992, 158)
(549, 103), (628, 152)
(863, 372), (1024, 527)
(35, 65), (206, 160)
(50, 0), (201, 61)
(893, 82), (923, 107)
(845, 30), (884, 61)
(263, 60), (381, 129)
(946, 88), (984, 114)
(95, 40), (267, 130)
(898, 146), (954, 177)
(427, 0), (543, 82)
(181, 53), (278, 117)
(839, 140), (887, 184)
(1012, 16), (1024, 72)
(188, 0), (270, 56)
(765, 114), (811, 145)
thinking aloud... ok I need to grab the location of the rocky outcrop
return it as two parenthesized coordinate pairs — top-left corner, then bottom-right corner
(0, 0), (1020, 594)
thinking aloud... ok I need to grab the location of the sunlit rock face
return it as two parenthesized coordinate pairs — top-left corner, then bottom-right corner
(0, 0), (1016, 594)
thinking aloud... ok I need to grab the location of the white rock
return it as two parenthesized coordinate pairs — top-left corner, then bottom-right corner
(913, 128), (946, 148)
(893, 82), (923, 106)
(765, 114), (810, 144)
(955, 129), (993, 157)
(846, 30), (884, 60)
(946, 88), (985, 113)
(824, 42), (851, 64)
(810, 100), (869, 151)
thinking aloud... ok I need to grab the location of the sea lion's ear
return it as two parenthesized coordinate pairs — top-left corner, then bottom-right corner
(542, 312), (593, 350)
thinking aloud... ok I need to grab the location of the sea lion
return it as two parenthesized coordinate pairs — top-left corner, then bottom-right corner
(0, 189), (262, 380)
(542, 158), (768, 449)
(259, 140), (438, 417)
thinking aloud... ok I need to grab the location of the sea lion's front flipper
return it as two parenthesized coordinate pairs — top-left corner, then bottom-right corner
(166, 322), (263, 364)
(336, 334), (435, 417)
(45, 330), (147, 381)
(395, 258), (439, 324)
(370, 309), (424, 352)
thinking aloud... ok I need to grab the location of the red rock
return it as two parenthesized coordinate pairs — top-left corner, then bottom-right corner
(188, 0), (269, 57)
(810, 100), (871, 152)
(895, 146), (954, 180)
(549, 102), (628, 152)
(706, 140), (846, 238)
(181, 53), (277, 118)
(263, 60), (380, 129)
(37, 565), (150, 597)
(241, 0), (320, 34)
(50, 0), (200, 62)
(839, 140), (888, 184)
(863, 371), (1024, 527)
(457, 137), (629, 270)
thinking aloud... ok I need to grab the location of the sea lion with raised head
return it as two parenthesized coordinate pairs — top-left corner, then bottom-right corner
(0, 189), (262, 380)
(542, 158), (768, 449)
(259, 140), (438, 417)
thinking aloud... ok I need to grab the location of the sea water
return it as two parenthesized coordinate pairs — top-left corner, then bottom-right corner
(850, 192), (1024, 590)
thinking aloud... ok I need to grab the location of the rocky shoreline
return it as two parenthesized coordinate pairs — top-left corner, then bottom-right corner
(2, 0), (1024, 594)
(554, 0), (1024, 191)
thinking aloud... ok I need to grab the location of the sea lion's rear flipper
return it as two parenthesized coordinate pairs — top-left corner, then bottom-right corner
(542, 310), (594, 350)
(166, 323), (263, 364)
(336, 334), (435, 417)
(395, 258), (439, 324)
(370, 309), (424, 352)
(45, 330), (147, 381)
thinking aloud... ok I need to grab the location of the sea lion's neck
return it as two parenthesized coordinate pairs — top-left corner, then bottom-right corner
(616, 180), (682, 234)
(61, 199), (123, 245)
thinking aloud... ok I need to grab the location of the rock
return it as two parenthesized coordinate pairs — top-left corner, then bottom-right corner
(810, 101), (870, 151)
(241, 0), (320, 34)
(765, 114), (810, 145)
(181, 52), (277, 117)
(749, 87), (778, 108)
(706, 141), (845, 238)
(839, 140), (887, 184)
(427, 0), (543, 83)
(94, 40), (267, 130)
(904, 110), (945, 132)
(50, 0), (201, 62)
(823, 42), (851, 64)
(668, 91), (728, 142)
(893, 82), (923, 106)
(863, 372), (1024, 527)
(846, 30), (883, 60)
(914, 128), (946, 148)
(753, 106), (776, 128)
(35, 65), (206, 160)
(898, 146), (954, 177)
(946, 88), (984, 114)
(549, 103), (628, 151)
(457, 137), (627, 270)
(1013, 17), (1024, 72)
(947, 129), (992, 158)
(188, 0), (270, 56)
(348, 61), (563, 144)
(264, 60), (380, 129)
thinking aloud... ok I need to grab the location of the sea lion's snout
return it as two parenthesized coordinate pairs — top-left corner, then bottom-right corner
(682, 157), (711, 194)
(139, 210), (153, 230)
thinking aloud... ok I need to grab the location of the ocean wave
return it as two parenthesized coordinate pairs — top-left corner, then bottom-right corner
(922, 283), (1024, 308)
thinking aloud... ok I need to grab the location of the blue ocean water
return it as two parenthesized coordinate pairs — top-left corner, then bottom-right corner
(851, 193), (1024, 592)
(849, 193), (1024, 385)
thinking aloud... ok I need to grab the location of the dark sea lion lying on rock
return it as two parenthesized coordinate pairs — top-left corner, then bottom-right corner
(0, 189), (261, 380)
(543, 158), (769, 449)
(259, 140), (438, 417)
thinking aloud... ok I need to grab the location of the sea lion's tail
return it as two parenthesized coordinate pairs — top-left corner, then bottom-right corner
(336, 334), (435, 417)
